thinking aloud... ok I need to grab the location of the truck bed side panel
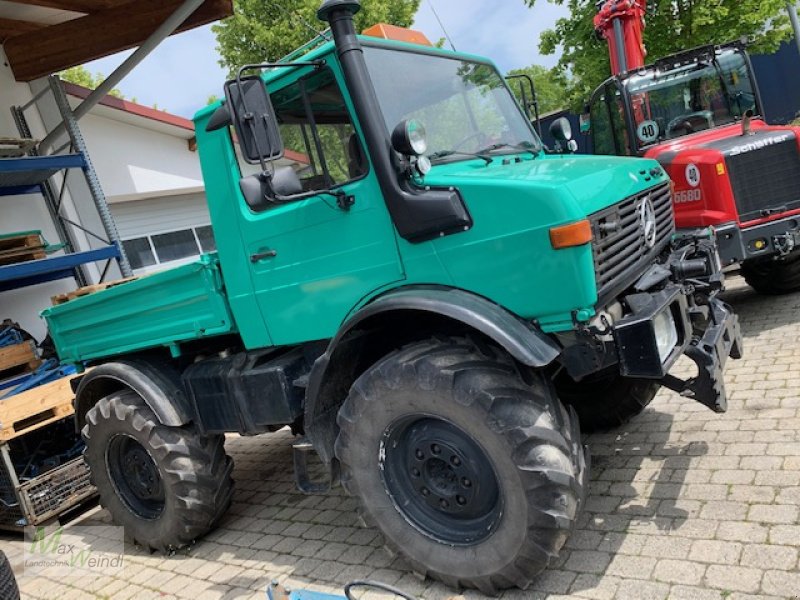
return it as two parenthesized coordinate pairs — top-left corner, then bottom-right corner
(43, 254), (237, 363)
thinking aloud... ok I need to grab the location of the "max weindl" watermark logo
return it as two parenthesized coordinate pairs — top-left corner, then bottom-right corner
(22, 525), (124, 577)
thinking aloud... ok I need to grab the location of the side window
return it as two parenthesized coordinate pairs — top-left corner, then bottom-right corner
(590, 92), (615, 155)
(608, 86), (632, 156)
(271, 67), (367, 193)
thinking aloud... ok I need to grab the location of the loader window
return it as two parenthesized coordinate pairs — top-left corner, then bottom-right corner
(270, 67), (367, 194)
(590, 83), (632, 156)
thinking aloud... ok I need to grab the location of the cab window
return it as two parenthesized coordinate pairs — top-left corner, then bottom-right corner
(271, 67), (367, 193)
(589, 83), (632, 156)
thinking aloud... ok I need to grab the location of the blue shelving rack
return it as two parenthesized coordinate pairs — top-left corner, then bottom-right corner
(1, 76), (132, 293)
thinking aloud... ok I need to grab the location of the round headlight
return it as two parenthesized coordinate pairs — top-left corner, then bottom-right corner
(392, 119), (428, 156)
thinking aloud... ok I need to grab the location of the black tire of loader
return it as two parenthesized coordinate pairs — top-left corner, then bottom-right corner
(555, 369), (659, 433)
(334, 337), (589, 594)
(741, 250), (800, 295)
(0, 550), (20, 600)
(82, 390), (234, 552)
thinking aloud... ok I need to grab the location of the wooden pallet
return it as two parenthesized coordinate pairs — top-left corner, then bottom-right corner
(51, 276), (138, 305)
(0, 341), (40, 380)
(0, 373), (78, 442)
(0, 232), (46, 266)
(0, 137), (36, 158)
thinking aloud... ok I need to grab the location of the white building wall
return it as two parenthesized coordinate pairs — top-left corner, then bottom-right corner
(77, 112), (204, 202)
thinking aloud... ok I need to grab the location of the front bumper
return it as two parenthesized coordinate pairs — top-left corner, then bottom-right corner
(715, 216), (800, 266)
(614, 287), (742, 412)
(569, 229), (743, 413)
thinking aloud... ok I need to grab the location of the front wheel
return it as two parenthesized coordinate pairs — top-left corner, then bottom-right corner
(555, 369), (659, 432)
(335, 338), (588, 594)
(83, 390), (234, 552)
(741, 250), (800, 295)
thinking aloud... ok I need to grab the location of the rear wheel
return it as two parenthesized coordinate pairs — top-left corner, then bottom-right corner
(83, 390), (234, 552)
(335, 338), (588, 593)
(741, 250), (800, 295)
(0, 550), (20, 600)
(555, 368), (659, 432)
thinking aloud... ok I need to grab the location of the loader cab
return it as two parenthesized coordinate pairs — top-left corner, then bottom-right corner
(585, 43), (763, 156)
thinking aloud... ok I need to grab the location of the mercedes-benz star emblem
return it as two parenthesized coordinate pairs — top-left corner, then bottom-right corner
(639, 195), (657, 248)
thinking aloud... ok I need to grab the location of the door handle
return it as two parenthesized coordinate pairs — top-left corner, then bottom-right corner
(250, 249), (277, 262)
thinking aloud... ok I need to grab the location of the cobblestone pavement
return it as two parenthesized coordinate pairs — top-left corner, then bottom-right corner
(4, 276), (800, 600)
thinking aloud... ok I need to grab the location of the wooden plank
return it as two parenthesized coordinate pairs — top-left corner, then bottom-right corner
(0, 374), (78, 441)
(6, 0), (118, 12)
(50, 275), (137, 305)
(0, 17), (43, 42)
(0, 233), (42, 252)
(0, 341), (37, 374)
(4, 0), (234, 82)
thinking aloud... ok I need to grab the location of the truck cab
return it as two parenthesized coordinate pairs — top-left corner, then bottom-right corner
(585, 42), (800, 294)
(42, 0), (741, 593)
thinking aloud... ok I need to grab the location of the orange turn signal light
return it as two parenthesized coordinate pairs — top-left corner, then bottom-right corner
(550, 219), (593, 249)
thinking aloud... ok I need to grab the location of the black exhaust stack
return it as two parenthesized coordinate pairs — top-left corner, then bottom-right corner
(317, 0), (471, 242)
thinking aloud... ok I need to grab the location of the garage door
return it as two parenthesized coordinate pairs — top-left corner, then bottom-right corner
(110, 192), (216, 274)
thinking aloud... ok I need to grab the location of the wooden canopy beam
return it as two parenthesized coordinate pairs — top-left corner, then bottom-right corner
(4, 0), (119, 12)
(0, 17), (44, 42)
(4, 0), (233, 82)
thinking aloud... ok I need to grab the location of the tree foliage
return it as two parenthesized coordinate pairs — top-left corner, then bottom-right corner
(212, 0), (421, 75)
(506, 64), (569, 115)
(60, 65), (124, 98)
(526, 0), (798, 110)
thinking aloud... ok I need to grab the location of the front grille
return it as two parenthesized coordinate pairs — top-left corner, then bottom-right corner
(726, 134), (800, 222)
(590, 182), (674, 299)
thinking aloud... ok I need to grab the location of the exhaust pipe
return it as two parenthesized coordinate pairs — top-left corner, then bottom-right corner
(742, 108), (754, 136)
(316, 0), (471, 242)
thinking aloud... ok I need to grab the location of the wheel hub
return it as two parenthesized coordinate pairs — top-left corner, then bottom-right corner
(107, 434), (165, 520)
(381, 416), (501, 544)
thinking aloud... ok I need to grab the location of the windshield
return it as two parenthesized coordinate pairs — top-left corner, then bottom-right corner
(362, 45), (541, 161)
(624, 48), (758, 150)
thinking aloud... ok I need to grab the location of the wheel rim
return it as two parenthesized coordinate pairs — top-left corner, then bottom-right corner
(381, 416), (502, 545)
(106, 434), (165, 519)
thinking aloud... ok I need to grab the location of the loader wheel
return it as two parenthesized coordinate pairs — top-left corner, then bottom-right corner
(555, 368), (659, 432)
(741, 250), (800, 295)
(335, 338), (588, 594)
(0, 550), (20, 600)
(83, 390), (234, 552)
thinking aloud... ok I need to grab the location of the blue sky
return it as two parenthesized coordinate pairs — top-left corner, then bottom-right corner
(84, 0), (568, 119)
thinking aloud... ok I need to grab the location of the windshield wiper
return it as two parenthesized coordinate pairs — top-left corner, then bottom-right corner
(428, 149), (493, 165)
(474, 141), (539, 157)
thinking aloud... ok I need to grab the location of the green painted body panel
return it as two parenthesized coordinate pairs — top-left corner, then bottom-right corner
(42, 254), (236, 363)
(45, 38), (670, 364)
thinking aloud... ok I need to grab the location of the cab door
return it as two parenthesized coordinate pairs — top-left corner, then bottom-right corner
(235, 64), (404, 346)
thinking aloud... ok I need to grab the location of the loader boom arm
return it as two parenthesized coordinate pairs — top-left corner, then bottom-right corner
(594, 0), (647, 75)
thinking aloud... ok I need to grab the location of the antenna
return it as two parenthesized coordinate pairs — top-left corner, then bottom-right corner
(266, 0), (328, 44)
(427, 0), (456, 51)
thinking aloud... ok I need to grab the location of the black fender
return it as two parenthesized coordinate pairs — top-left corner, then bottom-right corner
(304, 286), (561, 466)
(73, 359), (194, 432)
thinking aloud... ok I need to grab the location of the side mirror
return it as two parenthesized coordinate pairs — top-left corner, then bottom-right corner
(205, 102), (232, 132)
(224, 75), (284, 164)
(550, 116), (573, 142)
(239, 167), (303, 210)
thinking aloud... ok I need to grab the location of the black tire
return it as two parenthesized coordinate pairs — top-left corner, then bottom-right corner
(741, 250), (800, 295)
(555, 368), (659, 432)
(82, 390), (234, 552)
(0, 550), (20, 600)
(335, 338), (588, 594)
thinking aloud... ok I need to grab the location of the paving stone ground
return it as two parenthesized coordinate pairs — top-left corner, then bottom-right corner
(3, 275), (800, 600)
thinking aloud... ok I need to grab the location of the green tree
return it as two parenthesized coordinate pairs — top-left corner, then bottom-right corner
(506, 64), (568, 115)
(59, 65), (124, 98)
(526, 0), (797, 110)
(212, 0), (421, 74)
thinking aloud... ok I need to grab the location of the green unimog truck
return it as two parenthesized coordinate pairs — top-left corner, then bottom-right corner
(43, 0), (742, 592)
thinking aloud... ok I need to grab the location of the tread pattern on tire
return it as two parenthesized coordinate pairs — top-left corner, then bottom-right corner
(83, 390), (234, 553)
(741, 250), (800, 295)
(556, 371), (659, 433)
(335, 337), (589, 594)
(0, 550), (20, 600)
